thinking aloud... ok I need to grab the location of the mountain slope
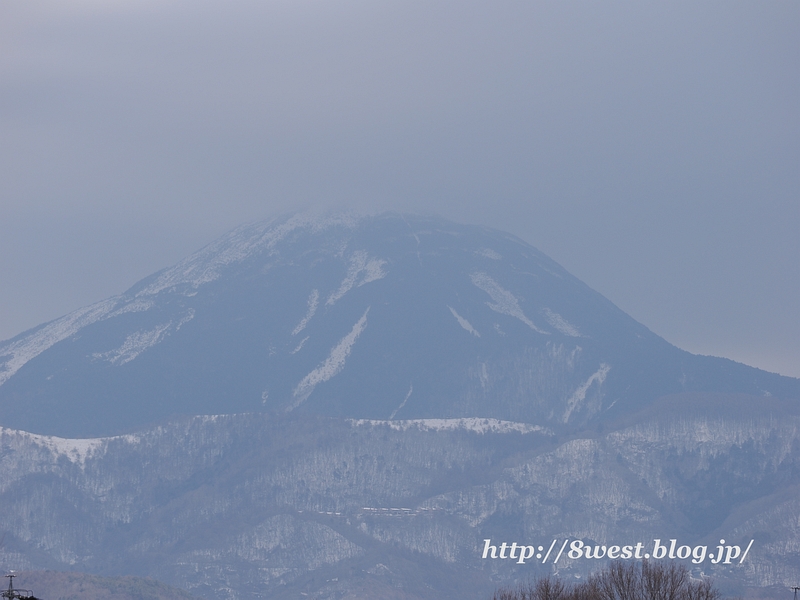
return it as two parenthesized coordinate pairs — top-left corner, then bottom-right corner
(1, 212), (799, 599)
(1, 212), (796, 437)
(0, 399), (798, 599)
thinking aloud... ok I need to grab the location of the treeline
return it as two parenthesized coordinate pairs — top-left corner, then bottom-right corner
(492, 561), (722, 600)
(8, 571), (201, 600)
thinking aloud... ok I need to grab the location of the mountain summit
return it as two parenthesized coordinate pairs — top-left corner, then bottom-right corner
(0, 211), (796, 437)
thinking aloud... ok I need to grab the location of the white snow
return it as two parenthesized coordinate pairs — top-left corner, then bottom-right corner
(290, 336), (309, 354)
(562, 363), (610, 423)
(469, 272), (547, 334)
(475, 248), (502, 260)
(0, 426), (107, 466)
(176, 309), (195, 330)
(350, 418), (552, 436)
(288, 307), (370, 410)
(94, 323), (173, 365)
(92, 309), (194, 366)
(138, 211), (359, 297)
(388, 384), (414, 420)
(543, 308), (581, 337)
(326, 251), (387, 306)
(447, 306), (480, 337)
(107, 298), (156, 317)
(292, 290), (319, 335)
(0, 298), (117, 387)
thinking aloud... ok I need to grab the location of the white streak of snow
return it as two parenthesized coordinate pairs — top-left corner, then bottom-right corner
(447, 306), (480, 337)
(326, 251), (387, 306)
(350, 418), (552, 436)
(176, 308), (195, 330)
(290, 336), (309, 354)
(469, 272), (547, 334)
(289, 307), (370, 410)
(562, 363), (610, 423)
(93, 309), (194, 365)
(543, 308), (581, 337)
(107, 298), (155, 317)
(0, 298), (117, 387)
(389, 384), (413, 420)
(479, 362), (489, 390)
(292, 290), (319, 335)
(94, 323), (173, 365)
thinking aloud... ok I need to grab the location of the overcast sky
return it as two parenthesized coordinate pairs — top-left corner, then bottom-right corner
(1, 1), (798, 377)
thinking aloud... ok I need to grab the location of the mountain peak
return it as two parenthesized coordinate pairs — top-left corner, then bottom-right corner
(1, 212), (796, 437)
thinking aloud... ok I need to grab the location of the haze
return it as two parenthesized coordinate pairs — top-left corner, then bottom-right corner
(1, 0), (798, 376)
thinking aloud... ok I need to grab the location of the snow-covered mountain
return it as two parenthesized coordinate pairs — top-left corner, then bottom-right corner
(0, 397), (798, 599)
(0, 212), (798, 600)
(1, 212), (795, 437)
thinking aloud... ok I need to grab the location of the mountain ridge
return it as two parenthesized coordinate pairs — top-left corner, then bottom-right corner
(1, 211), (796, 438)
(0, 213), (798, 599)
(0, 393), (798, 599)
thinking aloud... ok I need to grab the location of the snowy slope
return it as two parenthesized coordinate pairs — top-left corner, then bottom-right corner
(1, 211), (797, 437)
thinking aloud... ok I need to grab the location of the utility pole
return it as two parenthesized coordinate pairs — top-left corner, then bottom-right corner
(2, 574), (40, 600)
(791, 585), (799, 600)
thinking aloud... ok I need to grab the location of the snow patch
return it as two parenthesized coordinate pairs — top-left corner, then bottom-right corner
(448, 306), (480, 337)
(93, 310), (194, 366)
(350, 418), (551, 436)
(543, 308), (581, 337)
(0, 426), (107, 466)
(469, 272), (547, 334)
(326, 251), (387, 306)
(0, 298), (117, 387)
(389, 384), (414, 420)
(176, 309), (195, 330)
(290, 336), (309, 354)
(292, 290), (319, 335)
(562, 363), (610, 423)
(94, 323), (172, 365)
(475, 248), (502, 260)
(108, 298), (156, 317)
(288, 307), (370, 410)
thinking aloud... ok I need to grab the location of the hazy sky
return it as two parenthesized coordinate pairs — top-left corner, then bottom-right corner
(1, 1), (798, 377)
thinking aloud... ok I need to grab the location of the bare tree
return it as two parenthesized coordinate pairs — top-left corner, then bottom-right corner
(491, 561), (721, 600)
(491, 576), (568, 600)
(534, 576), (567, 600)
(642, 560), (688, 600)
(684, 578), (722, 600)
(592, 560), (642, 600)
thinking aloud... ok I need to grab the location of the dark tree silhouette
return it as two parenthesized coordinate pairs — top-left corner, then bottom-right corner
(491, 561), (722, 600)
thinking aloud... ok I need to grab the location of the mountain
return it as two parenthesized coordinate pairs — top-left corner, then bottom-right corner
(0, 212), (798, 600)
(0, 212), (795, 437)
